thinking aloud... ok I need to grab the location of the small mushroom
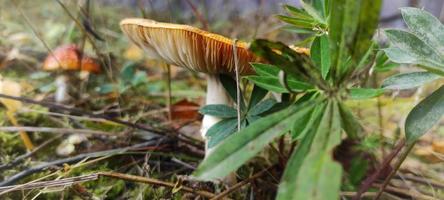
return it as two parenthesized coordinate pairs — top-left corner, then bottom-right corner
(120, 18), (259, 148)
(42, 44), (100, 102)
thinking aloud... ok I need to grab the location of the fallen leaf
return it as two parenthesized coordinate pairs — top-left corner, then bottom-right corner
(171, 99), (201, 122)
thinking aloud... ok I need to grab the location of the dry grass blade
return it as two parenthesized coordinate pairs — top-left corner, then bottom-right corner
(0, 126), (119, 136)
(0, 174), (98, 193)
(0, 139), (166, 187)
(98, 172), (216, 198)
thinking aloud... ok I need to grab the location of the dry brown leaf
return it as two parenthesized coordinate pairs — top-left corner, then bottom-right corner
(171, 99), (201, 122)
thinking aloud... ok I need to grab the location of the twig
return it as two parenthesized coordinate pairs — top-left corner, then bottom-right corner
(232, 39), (241, 132)
(165, 63), (172, 121)
(374, 142), (416, 200)
(184, 0), (209, 31)
(353, 139), (406, 200)
(0, 93), (159, 134)
(0, 126), (117, 136)
(210, 167), (271, 200)
(0, 139), (166, 186)
(341, 191), (378, 198)
(171, 157), (196, 170)
(374, 73), (386, 158)
(0, 134), (62, 171)
(98, 172), (215, 198)
(373, 183), (437, 200)
(0, 174), (98, 193)
(398, 173), (444, 189)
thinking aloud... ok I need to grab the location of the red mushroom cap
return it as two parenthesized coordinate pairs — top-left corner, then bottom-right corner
(42, 44), (101, 73)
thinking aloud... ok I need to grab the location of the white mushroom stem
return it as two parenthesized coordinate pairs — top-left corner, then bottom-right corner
(55, 75), (68, 103)
(200, 75), (233, 141)
(201, 75), (237, 184)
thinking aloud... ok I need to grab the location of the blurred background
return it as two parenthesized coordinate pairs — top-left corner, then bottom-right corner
(0, 0), (443, 199)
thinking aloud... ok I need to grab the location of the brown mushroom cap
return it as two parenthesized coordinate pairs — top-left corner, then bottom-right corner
(43, 44), (101, 74)
(120, 18), (259, 75)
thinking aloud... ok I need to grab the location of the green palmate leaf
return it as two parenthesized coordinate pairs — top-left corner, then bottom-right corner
(199, 104), (237, 118)
(249, 39), (314, 82)
(405, 85), (444, 143)
(206, 118), (238, 148)
(311, 34), (331, 79)
(277, 15), (316, 29)
(277, 101), (342, 200)
(219, 74), (246, 109)
(374, 50), (399, 72)
(356, 42), (376, 70)
(329, 0), (382, 80)
(281, 25), (315, 34)
(284, 5), (315, 20)
(382, 72), (441, 90)
(248, 85), (268, 110)
(193, 101), (316, 181)
(246, 115), (261, 124)
(249, 98), (277, 116)
(251, 63), (313, 84)
(401, 7), (444, 55)
(300, 0), (327, 24)
(251, 63), (280, 77)
(384, 29), (444, 75)
(277, 105), (324, 200)
(349, 88), (385, 100)
(351, 0), (382, 64)
(291, 102), (324, 140)
(219, 74), (237, 101)
(247, 76), (313, 93)
(338, 102), (362, 139)
(328, 0), (358, 79)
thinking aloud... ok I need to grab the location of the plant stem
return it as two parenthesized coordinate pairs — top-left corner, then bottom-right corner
(353, 139), (406, 200)
(165, 63), (172, 121)
(99, 172), (215, 198)
(210, 167), (271, 200)
(374, 142), (416, 200)
(233, 39), (241, 132)
(6, 111), (34, 150)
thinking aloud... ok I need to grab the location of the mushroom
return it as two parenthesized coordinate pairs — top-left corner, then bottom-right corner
(43, 44), (100, 102)
(120, 18), (259, 149)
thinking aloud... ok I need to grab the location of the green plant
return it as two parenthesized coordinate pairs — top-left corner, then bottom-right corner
(363, 7), (444, 198)
(96, 62), (149, 94)
(193, 0), (383, 199)
(383, 7), (444, 144)
(200, 75), (278, 148)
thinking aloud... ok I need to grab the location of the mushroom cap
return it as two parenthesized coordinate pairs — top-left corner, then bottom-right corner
(120, 18), (259, 75)
(42, 44), (101, 73)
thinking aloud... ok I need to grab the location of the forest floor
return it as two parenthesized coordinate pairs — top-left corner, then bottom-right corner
(0, 1), (443, 199)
